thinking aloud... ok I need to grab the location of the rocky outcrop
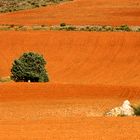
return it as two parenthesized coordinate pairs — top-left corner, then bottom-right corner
(105, 100), (135, 116)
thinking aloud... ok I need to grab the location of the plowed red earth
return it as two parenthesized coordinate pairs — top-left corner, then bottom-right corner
(0, 31), (140, 86)
(0, 0), (140, 25)
(0, 31), (140, 139)
(1, 117), (140, 140)
(1, 83), (140, 139)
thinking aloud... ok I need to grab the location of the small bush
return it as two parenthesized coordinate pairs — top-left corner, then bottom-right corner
(115, 25), (131, 31)
(132, 104), (140, 116)
(10, 24), (15, 28)
(60, 23), (66, 27)
(65, 26), (76, 31)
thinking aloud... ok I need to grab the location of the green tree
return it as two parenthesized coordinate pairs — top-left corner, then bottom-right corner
(11, 52), (49, 82)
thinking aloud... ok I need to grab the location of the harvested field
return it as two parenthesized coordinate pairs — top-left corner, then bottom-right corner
(0, 0), (140, 26)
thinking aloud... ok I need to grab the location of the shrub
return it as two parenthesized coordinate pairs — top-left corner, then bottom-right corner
(115, 25), (131, 31)
(10, 24), (15, 28)
(65, 26), (76, 31)
(132, 104), (140, 116)
(60, 23), (66, 27)
(11, 52), (49, 82)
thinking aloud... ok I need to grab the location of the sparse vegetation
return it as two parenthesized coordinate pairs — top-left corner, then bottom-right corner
(66, 26), (76, 31)
(11, 52), (49, 82)
(0, 76), (12, 82)
(0, 0), (72, 13)
(0, 24), (139, 32)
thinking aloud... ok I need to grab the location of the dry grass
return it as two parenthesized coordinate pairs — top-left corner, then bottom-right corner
(0, 0), (72, 13)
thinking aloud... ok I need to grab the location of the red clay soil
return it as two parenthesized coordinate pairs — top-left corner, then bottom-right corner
(0, 83), (140, 119)
(0, 83), (140, 139)
(0, 31), (140, 86)
(1, 31), (140, 105)
(0, 0), (140, 26)
(0, 31), (140, 139)
(1, 117), (140, 140)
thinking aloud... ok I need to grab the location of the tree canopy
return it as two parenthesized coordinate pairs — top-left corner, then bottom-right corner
(11, 52), (49, 82)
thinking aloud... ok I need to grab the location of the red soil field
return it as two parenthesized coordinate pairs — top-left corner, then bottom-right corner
(1, 83), (140, 139)
(1, 117), (140, 140)
(0, 0), (140, 26)
(0, 31), (140, 86)
(0, 31), (140, 139)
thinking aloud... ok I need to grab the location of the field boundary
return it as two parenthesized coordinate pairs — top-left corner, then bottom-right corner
(0, 24), (140, 32)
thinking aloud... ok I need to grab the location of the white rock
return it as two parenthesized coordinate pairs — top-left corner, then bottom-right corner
(105, 100), (134, 116)
(121, 100), (134, 116)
